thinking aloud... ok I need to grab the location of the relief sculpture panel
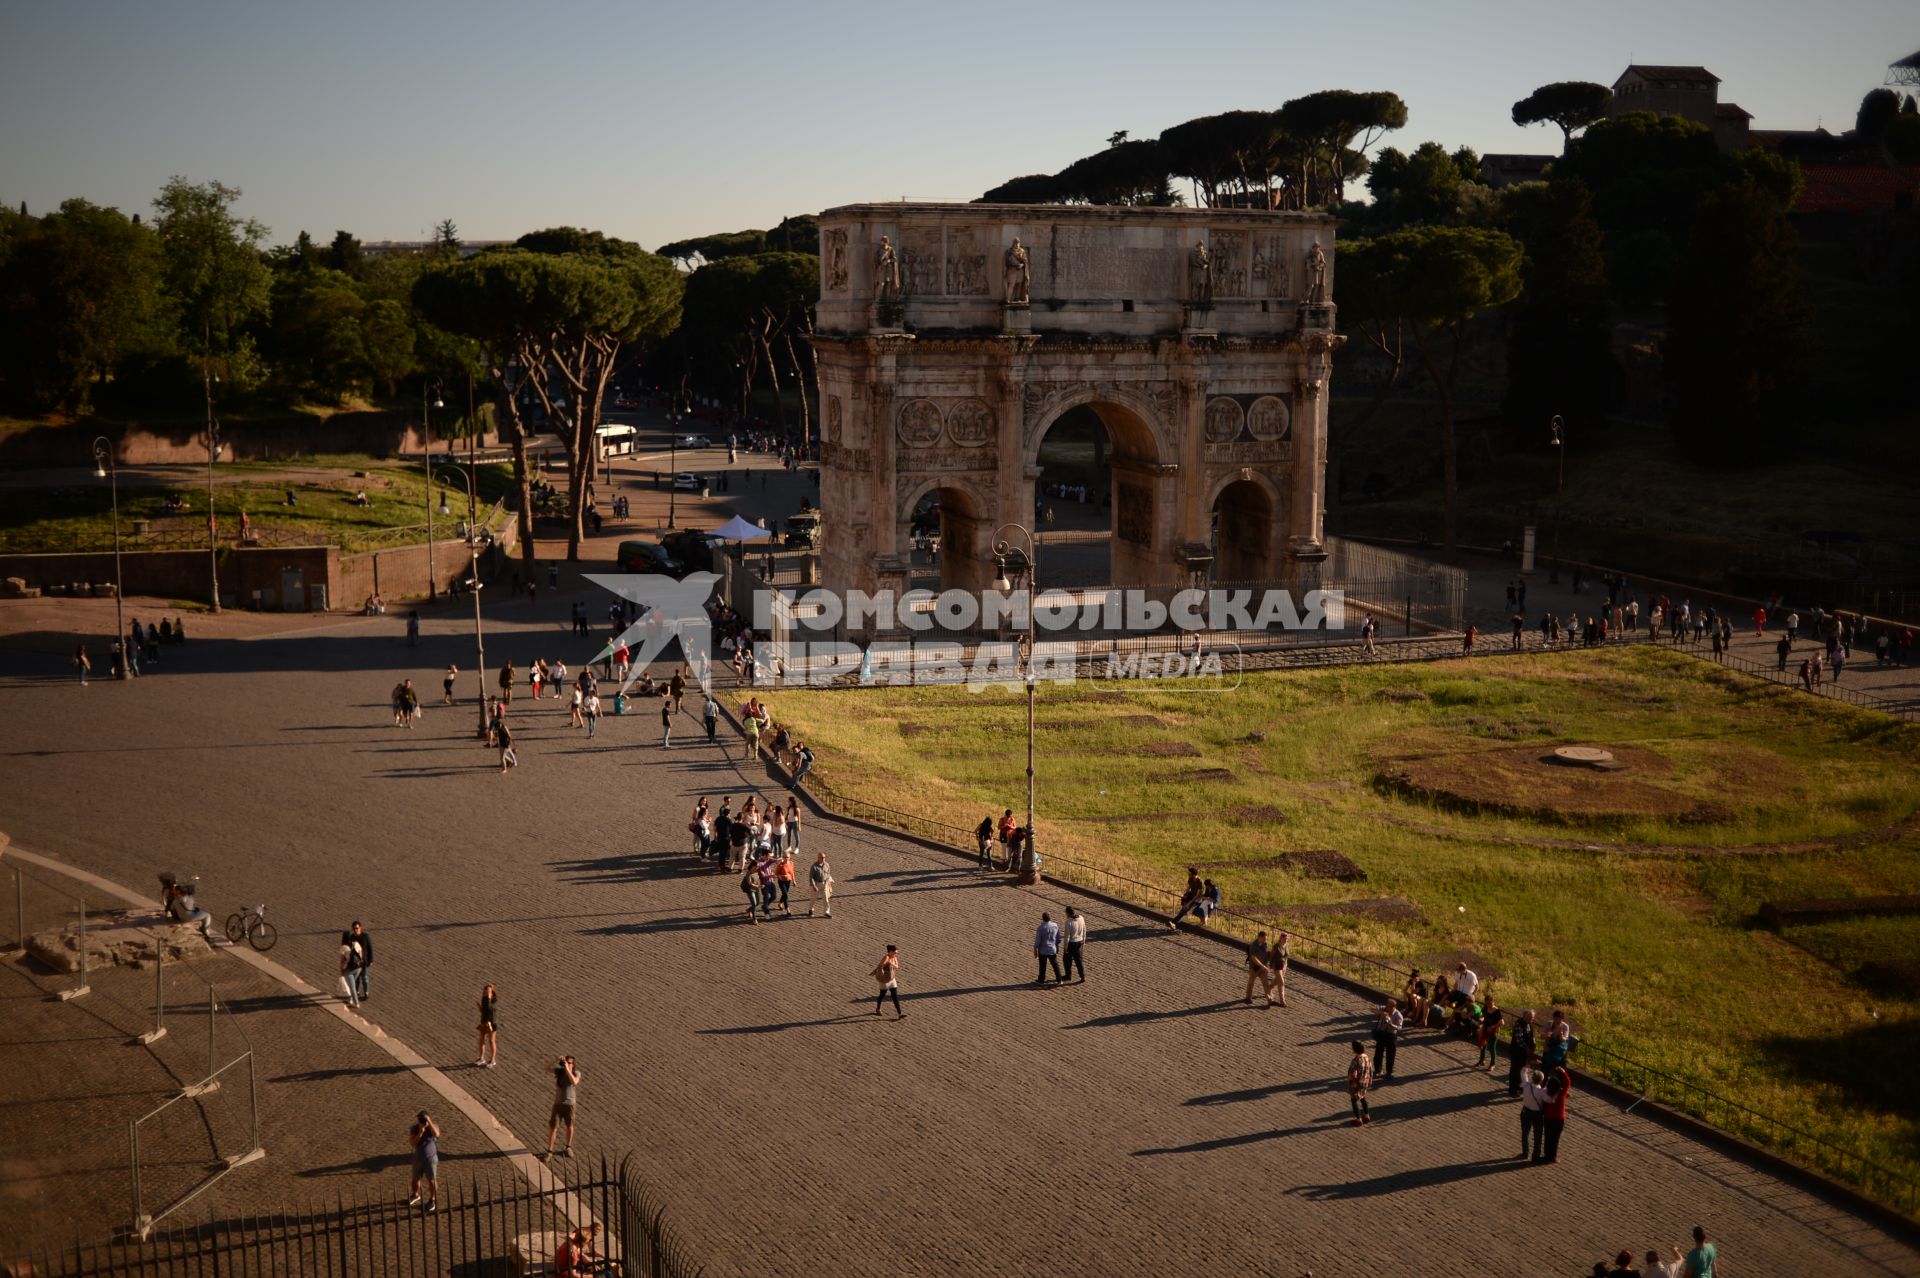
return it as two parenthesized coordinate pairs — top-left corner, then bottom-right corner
(945, 398), (994, 447)
(1204, 396), (1245, 444)
(1116, 482), (1153, 546)
(901, 227), (943, 296)
(945, 228), (989, 295)
(1211, 230), (1247, 298)
(1246, 395), (1291, 441)
(896, 399), (945, 447)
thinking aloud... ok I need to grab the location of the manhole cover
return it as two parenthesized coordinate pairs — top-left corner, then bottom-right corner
(1550, 745), (1616, 768)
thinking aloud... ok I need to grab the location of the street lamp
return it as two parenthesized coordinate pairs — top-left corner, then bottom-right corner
(667, 413), (680, 531)
(992, 523), (1041, 886)
(1548, 414), (1565, 585)
(424, 381), (445, 600)
(436, 461), (490, 740)
(201, 368), (223, 613)
(91, 437), (126, 674)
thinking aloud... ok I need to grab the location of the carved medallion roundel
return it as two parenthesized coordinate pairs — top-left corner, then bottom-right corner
(1204, 397), (1244, 444)
(945, 399), (993, 447)
(1247, 395), (1290, 441)
(896, 400), (944, 447)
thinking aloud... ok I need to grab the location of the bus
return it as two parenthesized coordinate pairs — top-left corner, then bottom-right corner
(594, 423), (638, 458)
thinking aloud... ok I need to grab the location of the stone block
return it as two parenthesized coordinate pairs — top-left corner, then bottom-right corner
(25, 911), (216, 974)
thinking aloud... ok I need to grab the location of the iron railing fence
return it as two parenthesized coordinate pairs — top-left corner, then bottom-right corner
(800, 787), (1920, 1219)
(9, 1155), (702, 1278)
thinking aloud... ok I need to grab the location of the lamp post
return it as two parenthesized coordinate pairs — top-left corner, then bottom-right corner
(667, 414), (680, 531)
(424, 381), (445, 600)
(201, 368), (222, 613)
(992, 522), (1040, 886)
(91, 437), (126, 672)
(436, 461), (490, 740)
(1548, 414), (1565, 585)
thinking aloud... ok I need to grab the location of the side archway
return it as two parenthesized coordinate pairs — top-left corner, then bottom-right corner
(1209, 473), (1285, 582)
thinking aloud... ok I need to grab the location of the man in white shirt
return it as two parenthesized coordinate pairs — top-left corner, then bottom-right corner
(1452, 962), (1479, 1011)
(1033, 912), (1063, 985)
(1060, 906), (1087, 983)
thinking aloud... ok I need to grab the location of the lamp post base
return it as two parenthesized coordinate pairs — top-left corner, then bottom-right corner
(1017, 847), (1039, 886)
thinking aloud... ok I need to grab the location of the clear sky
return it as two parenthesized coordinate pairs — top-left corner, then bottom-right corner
(2, 0), (1913, 251)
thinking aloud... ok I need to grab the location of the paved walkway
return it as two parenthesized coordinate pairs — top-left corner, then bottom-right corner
(0, 599), (1915, 1275)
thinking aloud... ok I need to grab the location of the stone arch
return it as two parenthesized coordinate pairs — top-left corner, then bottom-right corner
(1024, 384), (1168, 470)
(1208, 471), (1285, 582)
(1026, 385), (1172, 586)
(897, 474), (996, 595)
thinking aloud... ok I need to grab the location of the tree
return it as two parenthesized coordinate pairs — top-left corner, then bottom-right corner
(327, 229), (364, 278)
(1511, 82), (1612, 151)
(1337, 226), (1525, 556)
(1857, 88), (1901, 143)
(653, 229), (768, 268)
(1667, 177), (1806, 464)
(1053, 139), (1179, 205)
(1363, 141), (1490, 230)
(151, 177), (272, 391)
(1554, 112), (1725, 304)
(1499, 178), (1614, 443)
(435, 219), (461, 256)
(978, 173), (1063, 204)
(1276, 90), (1407, 207)
(415, 240), (683, 564)
(0, 199), (163, 411)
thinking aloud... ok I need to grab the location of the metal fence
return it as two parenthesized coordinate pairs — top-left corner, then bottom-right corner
(9, 1155), (703, 1278)
(1650, 634), (1920, 722)
(1325, 535), (1467, 632)
(800, 787), (1920, 1220)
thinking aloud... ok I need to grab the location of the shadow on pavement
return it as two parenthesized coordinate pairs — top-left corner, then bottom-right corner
(1133, 1122), (1329, 1157)
(696, 1014), (871, 1035)
(1287, 1155), (1529, 1198)
(1065, 1000), (1243, 1030)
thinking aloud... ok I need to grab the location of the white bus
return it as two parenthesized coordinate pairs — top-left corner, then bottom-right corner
(594, 423), (638, 457)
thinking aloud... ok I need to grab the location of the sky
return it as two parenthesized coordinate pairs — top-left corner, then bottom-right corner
(2, 0), (1914, 251)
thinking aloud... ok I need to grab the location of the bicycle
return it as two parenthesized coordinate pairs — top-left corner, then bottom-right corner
(223, 903), (278, 951)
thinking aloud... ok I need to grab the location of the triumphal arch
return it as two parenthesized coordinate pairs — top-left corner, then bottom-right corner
(809, 202), (1341, 602)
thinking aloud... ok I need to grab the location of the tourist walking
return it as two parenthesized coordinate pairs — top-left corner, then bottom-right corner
(871, 945), (904, 1018)
(1508, 1009), (1538, 1097)
(742, 710), (761, 761)
(73, 641), (91, 685)
(1538, 1061), (1571, 1163)
(338, 932), (364, 1007)
(1373, 999), (1403, 1078)
(1346, 1040), (1373, 1125)
(660, 691), (673, 747)
(443, 663), (459, 705)
(406, 612), (420, 646)
(976, 815), (996, 869)
(543, 1056), (580, 1159)
(496, 721), (517, 772)
(570, 684), (585, 728)
(785, 797), (802, 851)
(808, 850), (833, 917)
(739, 860), (762, 920)
(775, 850), (797, 914)
(475, 983), (498, 1067)
(1681, 1225), (1717, 1277)
(1245, 931), (1275, 1005)
(341, 922), (373, 1002)
(703, 694), (719, 743)
(1270, 930), (1290, 1007)
(1061, 906), (1086, 982)
(1033, 912), (1064, 985)
(1476, 993), (1504, 1071)
(1519, 1059), (1547, 1160)
(499, 661), (515, 705)
(407, 1111), (440, 1212)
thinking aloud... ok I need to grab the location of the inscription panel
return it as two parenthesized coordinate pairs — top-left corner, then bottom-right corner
(898, 446), (1002, 474)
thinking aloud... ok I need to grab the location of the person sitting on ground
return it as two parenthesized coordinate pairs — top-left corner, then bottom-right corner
(769, 722), (794, 767)
(165, 881), (214, 939)
(1427, 971), (1453, 1026)
(1404, 967), (1430, 1027)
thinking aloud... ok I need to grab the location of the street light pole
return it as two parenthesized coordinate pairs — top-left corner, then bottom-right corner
(202, 368), (222, 613)
(1549, 414), (1565, 585)
(438, 461), (490, 740)
(992, 522), (1041, 886)
(668, 417), (679, 531)
(425, 382), (444, 601)
(91, 438), (125, 670)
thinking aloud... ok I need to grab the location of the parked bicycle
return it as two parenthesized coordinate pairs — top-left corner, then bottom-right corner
(224, 903), (278, 951)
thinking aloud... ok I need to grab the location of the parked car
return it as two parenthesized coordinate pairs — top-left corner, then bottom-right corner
(616, 539), (684, 575)
(785, 509), (822, 548)
(660, 529), (715, 572)
(671, 472), (701, 492)
(679, 434), (711, 448)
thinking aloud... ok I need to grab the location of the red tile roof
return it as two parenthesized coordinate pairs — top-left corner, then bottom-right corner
(1715, 103), (1752, 120)
(1794, 163), (1920, 214)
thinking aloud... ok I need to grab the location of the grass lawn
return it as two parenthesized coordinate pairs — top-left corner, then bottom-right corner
(761, 644), (1920, 1205)
(0, 461), (515, 554)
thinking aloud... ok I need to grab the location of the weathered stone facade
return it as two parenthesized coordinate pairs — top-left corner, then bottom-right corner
(809, 203), (1342, 603)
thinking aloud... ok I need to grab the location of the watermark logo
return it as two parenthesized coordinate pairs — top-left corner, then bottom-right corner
(583, 572), (719, 692)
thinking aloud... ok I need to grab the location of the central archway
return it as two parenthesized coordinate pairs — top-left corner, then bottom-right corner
(1028, 393), (1166, 588)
